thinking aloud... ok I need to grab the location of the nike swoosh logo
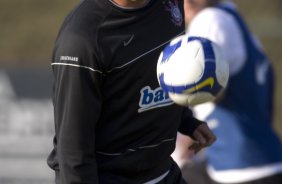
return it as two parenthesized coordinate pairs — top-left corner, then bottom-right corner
(123, 35), (134, 47)
(107, 31), (185, 73)
(185, 77), (215, 93)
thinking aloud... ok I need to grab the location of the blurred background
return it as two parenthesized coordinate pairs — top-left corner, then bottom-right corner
(0, 0), (281, 183)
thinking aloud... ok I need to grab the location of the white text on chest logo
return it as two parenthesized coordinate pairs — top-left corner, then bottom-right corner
(60, 56), (79, 62)
(138, 86), (173, 113)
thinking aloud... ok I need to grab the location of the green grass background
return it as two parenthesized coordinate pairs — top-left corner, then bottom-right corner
(0, 0), (281, 137)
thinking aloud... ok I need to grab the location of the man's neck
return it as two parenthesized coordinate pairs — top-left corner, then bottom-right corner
(111, 0), (149, 8)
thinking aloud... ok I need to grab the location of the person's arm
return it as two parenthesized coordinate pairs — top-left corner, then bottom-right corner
(52, 32), (103, 183)
(187, 7), (246, 76)
(178, 108), (216, 153)
(171, 132), (195, 167)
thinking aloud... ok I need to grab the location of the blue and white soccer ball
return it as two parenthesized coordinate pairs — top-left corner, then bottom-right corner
(157, 35), (229, 106)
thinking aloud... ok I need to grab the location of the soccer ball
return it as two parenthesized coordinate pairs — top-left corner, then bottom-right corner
(157, 35), (229, 106)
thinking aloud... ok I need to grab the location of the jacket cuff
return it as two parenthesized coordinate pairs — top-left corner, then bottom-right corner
(178, 109), (205, 138)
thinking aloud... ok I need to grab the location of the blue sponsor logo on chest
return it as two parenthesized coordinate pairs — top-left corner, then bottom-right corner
(138, 86), (173, 113)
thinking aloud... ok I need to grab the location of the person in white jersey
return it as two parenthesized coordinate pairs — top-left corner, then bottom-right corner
(172, 0), (282, 184)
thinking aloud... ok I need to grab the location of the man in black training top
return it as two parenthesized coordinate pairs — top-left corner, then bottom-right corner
(47, 0), (216, 183)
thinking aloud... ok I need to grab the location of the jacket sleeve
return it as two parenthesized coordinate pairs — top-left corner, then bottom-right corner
(178, 107), (205, 138)
(51, 32), (103, 183)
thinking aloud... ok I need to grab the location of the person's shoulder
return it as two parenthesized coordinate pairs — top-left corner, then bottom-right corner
(188, 8), (223, 32)
(189, 5), (237, 35)
(195, 7), (231, 24)
(200, 1), (240, 23)
(63, 1), (108, 33)
(57, 1), (109, 45)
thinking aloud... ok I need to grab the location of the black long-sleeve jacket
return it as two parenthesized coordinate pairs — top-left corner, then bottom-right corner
(47, 0), (200, 183)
